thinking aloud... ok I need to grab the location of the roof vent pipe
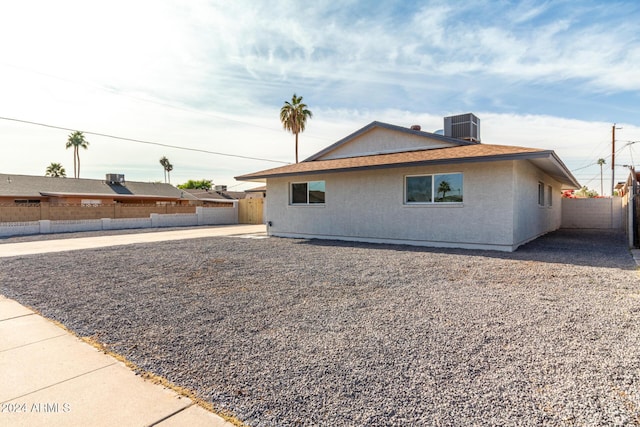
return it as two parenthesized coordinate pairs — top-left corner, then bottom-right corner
(410, 125), (421, 131)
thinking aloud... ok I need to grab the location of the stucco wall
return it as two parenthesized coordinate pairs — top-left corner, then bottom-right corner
(266, 159), (568, 251)
(319, 128), (455, 160)
(266, 161), (520, 251)
(512, 160), (563, 246)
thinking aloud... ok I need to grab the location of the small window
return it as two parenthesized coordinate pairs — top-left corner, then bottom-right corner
(538, 182), (545, 206)
(547, 185), (553, 207)
(406, 173), (463, 204)
(290, 181), (325, 205)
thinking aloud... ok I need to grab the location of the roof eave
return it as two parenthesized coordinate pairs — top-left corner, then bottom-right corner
(237, 151), (570, 181)
(529, 152), (581, 189)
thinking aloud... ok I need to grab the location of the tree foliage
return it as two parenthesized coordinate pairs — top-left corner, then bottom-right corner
(45, 162), (66, 177)
(576, 186), (600, 198)
(177, 179), (213, 190)
(159, 156), (174, 183)
(280, 93), (313, 163)
(65, 131), (89, 178)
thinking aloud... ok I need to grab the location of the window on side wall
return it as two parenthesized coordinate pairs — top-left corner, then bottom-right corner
(405, 173), (463, 204)
(547, 185), (553, 207)
(290, 181), (325, 205)
(538, 182), (545, 206)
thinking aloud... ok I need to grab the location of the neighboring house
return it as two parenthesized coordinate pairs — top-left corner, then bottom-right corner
(0, 173), (198, 205)
(183, 188), (245, 206)
(236, 114), (580, 252)
(244, 185), (266, 199)
(185, 186), (266, 203)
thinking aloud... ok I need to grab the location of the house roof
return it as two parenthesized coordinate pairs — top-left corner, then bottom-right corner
(0, 173), (197, 201)
(236, 143), (581, 188)
(184, 189), (245, 201)
(245, 185), (266, 193)
(304, 121), (479, 161)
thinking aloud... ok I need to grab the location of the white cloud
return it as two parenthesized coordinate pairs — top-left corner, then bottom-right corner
(0, 0), (639, 195)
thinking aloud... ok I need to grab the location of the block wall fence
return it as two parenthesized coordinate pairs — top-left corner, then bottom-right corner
(0, 203), (198, 222)
(0, 206), (238, 237)
(561, 197), (624, 229)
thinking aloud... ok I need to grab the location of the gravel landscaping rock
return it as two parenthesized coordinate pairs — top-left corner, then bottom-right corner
(1, 229), (639, 426)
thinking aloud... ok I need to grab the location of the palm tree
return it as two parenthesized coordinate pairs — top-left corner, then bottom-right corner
(438, 180), (452, 201)
(159, 156), (169, 183)
(280, 93), (313, 163)
(159, 156), (174, 183)
(65, 131), (89, 178)
(45, 162), (66, 177)
(597, 158), (605, 196)
(166, 162), (173, 184)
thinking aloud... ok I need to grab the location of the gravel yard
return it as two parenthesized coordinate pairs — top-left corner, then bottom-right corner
(1, 229), (639, 426)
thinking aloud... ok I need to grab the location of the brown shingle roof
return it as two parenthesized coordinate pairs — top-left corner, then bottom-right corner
(184, 189), (246, 200)
(236, 144), (549, 180)
(0, 173), (197, 200)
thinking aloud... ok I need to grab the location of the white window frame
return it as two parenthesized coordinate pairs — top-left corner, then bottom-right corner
(538, 182), (545, 206)
(290, 180), (326, 205)
(547, 185), (553, 207)
(405, 173), (463, 205)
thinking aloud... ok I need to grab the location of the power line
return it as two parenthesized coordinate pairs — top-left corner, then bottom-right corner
(571, 160), (604, 172)
(0, 61), (333, 143)
(0, 116), (290, 165)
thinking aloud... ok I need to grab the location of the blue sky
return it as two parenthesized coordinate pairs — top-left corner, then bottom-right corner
(1, 0), (639, 194)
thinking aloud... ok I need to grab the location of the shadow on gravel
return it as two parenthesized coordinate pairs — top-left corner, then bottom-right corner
(295, 228), (635, 270)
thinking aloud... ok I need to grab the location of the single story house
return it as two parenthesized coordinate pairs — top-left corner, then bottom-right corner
(244, 185), (267, 199)
(185, 186), (266, 204)
(183, 188), (244, 207)
(0, 173), (197, 205)
(236, 114), (580, 252)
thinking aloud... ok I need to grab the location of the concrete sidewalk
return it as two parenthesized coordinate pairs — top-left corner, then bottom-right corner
(1, 225), (265, 426)
(0, 224), (266, 258)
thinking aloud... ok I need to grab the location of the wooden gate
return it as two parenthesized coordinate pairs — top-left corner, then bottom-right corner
(238, 198), (264, 224)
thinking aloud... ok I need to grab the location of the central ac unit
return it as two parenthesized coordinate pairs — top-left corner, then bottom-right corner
(106, 174), (125, 184)
(444, 113), (480, 142)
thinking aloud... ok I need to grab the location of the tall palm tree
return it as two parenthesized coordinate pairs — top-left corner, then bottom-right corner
(166, 162), (173, 184)
(45, 162), (66, 177)
(280, 93), (313, 163)
(65, 131), (89, 178)
(159, 156), (169, 183)
(597, 158), (606, 196)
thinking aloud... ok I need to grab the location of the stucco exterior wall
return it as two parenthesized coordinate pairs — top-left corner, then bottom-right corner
(266, 161), (520, 251)
(319, 128), (456, 160)
(512, 160), (563, 246)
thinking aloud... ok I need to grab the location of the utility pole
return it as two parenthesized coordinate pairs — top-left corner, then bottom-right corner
(611, 124), (623, 196)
